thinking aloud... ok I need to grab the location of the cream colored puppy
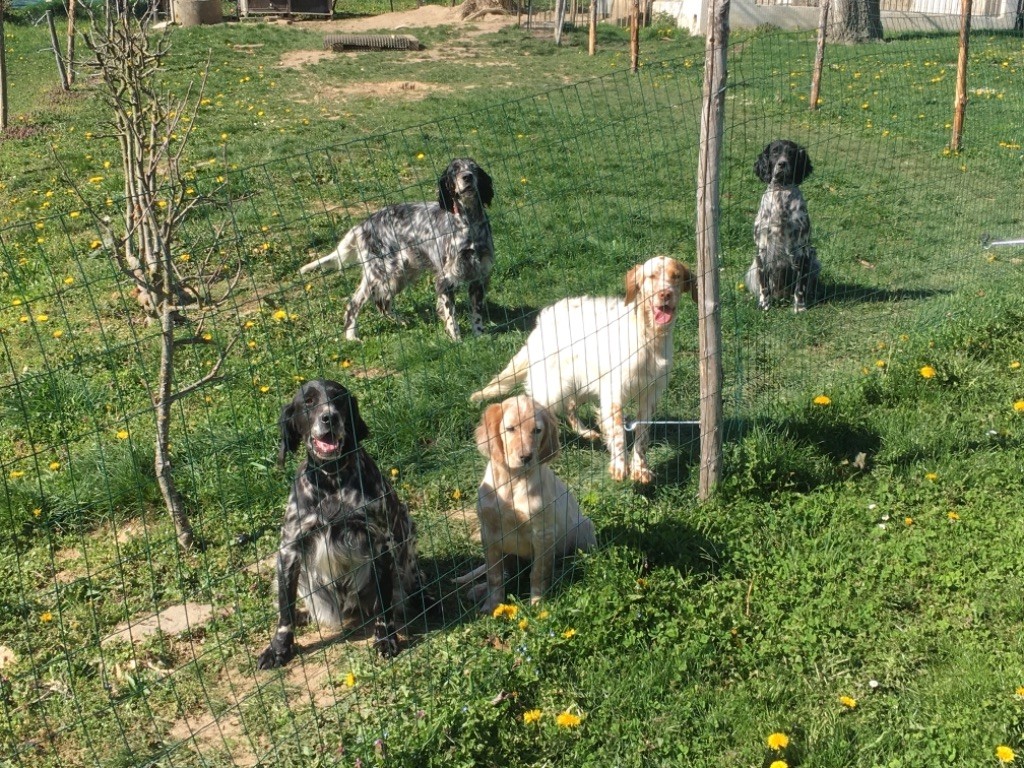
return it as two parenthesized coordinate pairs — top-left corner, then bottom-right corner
(457, 395), (596, 613)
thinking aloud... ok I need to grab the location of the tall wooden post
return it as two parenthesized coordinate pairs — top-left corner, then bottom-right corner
(810, 0), (829, 111)
(66, 0), (77, 87)
(630, 0), (639, 72)
(696, 0), (729, 500)
(0, 3), (8, 131)
(950, 0), (972, 151)
(46, 11), (70, 91)
(589, 0), (597, 56)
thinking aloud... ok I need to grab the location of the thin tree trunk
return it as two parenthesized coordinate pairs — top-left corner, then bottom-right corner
(554, 0), (566, 44)
(810, 0), (829, 110)
(46, 11), (70, 91)
(630, 0), (639, 72)
(696, 0), (728, 500)
(950, 0), (971, 152)
(588, 0), (596, 55)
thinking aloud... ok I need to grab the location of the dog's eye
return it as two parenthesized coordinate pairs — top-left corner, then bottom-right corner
(533, 427), (543, 434)
(304, 396), (315, 406)
(505, 425), (516, 433)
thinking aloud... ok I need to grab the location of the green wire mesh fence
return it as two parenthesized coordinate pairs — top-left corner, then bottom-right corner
(1, 14), (1022, 766)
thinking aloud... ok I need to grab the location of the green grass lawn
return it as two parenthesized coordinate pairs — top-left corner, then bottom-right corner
(1, 5), (1024, 767)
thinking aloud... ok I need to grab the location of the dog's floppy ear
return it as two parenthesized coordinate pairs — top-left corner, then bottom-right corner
(792, 146), (813, 185)
(344, 390), (371, 444)
(277, 401), (303, 469)
(438, 164), (457, 213)
(475, 403), (505, 462)
(624, 263), (641, 305)
(754, 145), (773, 184)
(535, 404), (561, 464)
(475, 164), (494, 207)
(681, 263), (699, 304)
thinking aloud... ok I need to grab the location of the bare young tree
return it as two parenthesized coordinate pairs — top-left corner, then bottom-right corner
(68, 8), (240, 549)
(1, 0), (9, 131)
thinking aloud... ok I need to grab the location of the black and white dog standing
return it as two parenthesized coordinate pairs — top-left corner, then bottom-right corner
(299, 158), (495, 341)
(745, 139), (821, 312)
(257, 380), (429, 669)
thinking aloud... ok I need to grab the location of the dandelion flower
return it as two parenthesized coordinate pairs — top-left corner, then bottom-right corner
(63, 277), (74, 285)
(343, 672), (356, 687)
(1015, 686), (1024, 698)
(839, 695), (857, 708)
(52, 330), (63, 339)
(116, 429), (129, 440)
(390, 468), (399, 478)
(272, 309), (288, 321)
(904, 516), (914, 526)
(492, 603), (519, 620)
(562, 628), (577, 639)
(925, 472), (938, 481)
(260, 385), (271, 393)
(813, 395), (831, 406)
(9, 470), (25, 479)
(40, 611), (53, 623)
(770, 761), (789, 768)
(1011, 361), (1021, 370)
(538, 610), (550, 620)
(767, 732), (790, 751)
(36, 314), (49, 323)
(555, 711), (582, 728)
(919, 365), (936, 379)
(523, 709), (542, 724)
(518, 618), (529, 630)
(1014, 400), (1024, 413)
(49, 462), (61, 471)
(996, 745), (1016, 763)
(947, 511), (960, 521)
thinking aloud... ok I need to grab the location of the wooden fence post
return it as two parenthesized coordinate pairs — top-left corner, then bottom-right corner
(950, 0), (972, 151)
(589, 0), (597, 56)
(46, 11), (70, 91)
(1, 3), (8, 131)
(696, 0), (729, 500)
(630, 0), (639, 72)
(810, 0), (829, 111)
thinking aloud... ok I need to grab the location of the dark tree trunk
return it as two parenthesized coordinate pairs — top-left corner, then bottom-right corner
(831, 0), (882, 43)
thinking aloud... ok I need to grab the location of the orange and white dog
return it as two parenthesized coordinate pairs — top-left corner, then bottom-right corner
(457, 395), (596, 613)
(470, 256), (697, 483)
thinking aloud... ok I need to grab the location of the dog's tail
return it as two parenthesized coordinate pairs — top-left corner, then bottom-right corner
(469, 345), (530, 402)
(453, 562), (488, 585)
(299, 226), (361, 275)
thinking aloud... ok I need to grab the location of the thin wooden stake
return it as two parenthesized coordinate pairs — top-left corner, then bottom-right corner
(66, 0), (77, 87)
(630, 0), (639, 72)
(696, 0), (729, 500)
(809, 0), (829, 111)
(1, 4), (8, 131)
(589, 0), (597, 56)
(46, 11), (70, 91)
(950, 0), (972, 151)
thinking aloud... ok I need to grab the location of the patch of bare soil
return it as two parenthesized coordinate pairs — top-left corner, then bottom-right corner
(103, 602), (222, 647)
(298, 80), (453, 103)
(296, 3), (515, 35)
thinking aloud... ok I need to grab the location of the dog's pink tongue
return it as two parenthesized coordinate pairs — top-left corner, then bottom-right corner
(314, 436), (340, 454)
(653, 306), (674, 325)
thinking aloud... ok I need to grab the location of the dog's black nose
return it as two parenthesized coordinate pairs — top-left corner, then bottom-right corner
(519, 452), (533, 464)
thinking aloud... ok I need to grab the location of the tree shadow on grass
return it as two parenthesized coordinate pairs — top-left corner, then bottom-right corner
(822, 282), (947, 306)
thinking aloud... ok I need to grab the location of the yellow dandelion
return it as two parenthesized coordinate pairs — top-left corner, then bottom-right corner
(116, 429), (129, 440)
(49, 461), (61, 471)
(1010, 361), (1021, 370)
(562, 628), (577, 639)
(770, 761), (789, 768)
(272, 309), (288, 321)
(452, 489), (462, 500)
(390, 468), (399, 478)
(341, 359), (352, 369)
(947, 511), (960, 521)
(925, 472), (938, 481)
(88, 176), (104, 184)
(63, 276), (74, 285)
(904, 516), (914, 526)
(36, 314), (49, 322)
(1015, 686), (1024, 698)
(416, 152), (425, 160)
(40, 611), (53, 623)
(33, 508), (42, 517)
(555, 711), (582, 728)
(11, 299), (21, 306)
(52, 330), (63, 339)
(90, 240), (103, 249)
(996, 745), (1016, 764)
(247, 341), (257, 350)
(492, 603), (519, 620)
(260, 385), (271, 393)
(538, 610), (550, 620)
(69, 211), (80, 219)
(523, 709), (542, 724)
(343, 672), (356, 686)
(875, 359), (886, 368)
(202, 332), (212, 341)
(518, 619), (529, 630)
(813, 395), (831, 406)
(839, 695), (857, 708)
(919, 365), (936, 379)
(767, 732), (790, 751)
(1013, 400), (1024, 413)
(9, 470), (25, 479)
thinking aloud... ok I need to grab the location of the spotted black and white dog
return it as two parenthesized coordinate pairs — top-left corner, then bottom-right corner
(257, 380), (429, 669)
(745, 139), (821, 312)
(299, 158), (495, 341)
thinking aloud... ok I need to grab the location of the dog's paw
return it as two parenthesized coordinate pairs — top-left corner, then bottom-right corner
(373, 622), (400, 659)
(256, 642), (294, 670)
(630, 465), (654, 484)
(479, 592), (505, 614)
(609, 461), (629, 482)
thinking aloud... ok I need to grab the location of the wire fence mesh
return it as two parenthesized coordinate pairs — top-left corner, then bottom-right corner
(1, 12), (1022, 766)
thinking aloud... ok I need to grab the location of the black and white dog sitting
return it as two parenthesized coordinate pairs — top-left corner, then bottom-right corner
(257, 380), (429, 669)
(299, 158), (495, 342)
(745, 139), (821, 312)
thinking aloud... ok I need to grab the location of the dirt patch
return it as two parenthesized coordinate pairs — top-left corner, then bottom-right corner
(103, 602), (222, 647)
(304, 80), (453, 103)
(277, 49), (336, 69)
(295, 3), (515, 35)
